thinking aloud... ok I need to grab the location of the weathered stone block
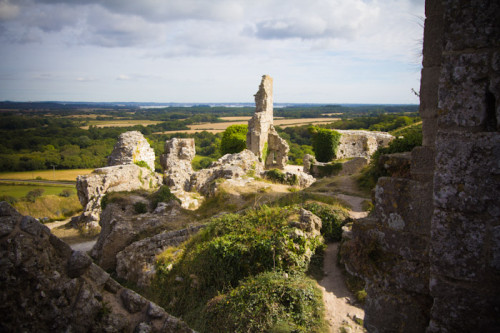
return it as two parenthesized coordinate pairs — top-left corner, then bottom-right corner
(428, 276), (500, 333)
(438, 53), (492, 130)
(419, 67), (440, 113)
(442, 0), (500, 52)
(374, 177), (433, 236)
(364, 285), (432, 333)
(108, 131), (156, 171)
(421, 115), (437, 147)
(433, 132), (500, 214)
(411, 146), (435, 182)
(430, 208), (489, 281)
(422, 16), (443, 67)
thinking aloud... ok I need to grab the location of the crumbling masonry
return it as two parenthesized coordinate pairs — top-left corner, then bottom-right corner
(247, 75), (289, 169)
(342, 1), (500, 332)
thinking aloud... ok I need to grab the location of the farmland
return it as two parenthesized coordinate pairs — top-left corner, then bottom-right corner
(157, 117), (340, 134)
(0, 169), (93, 182)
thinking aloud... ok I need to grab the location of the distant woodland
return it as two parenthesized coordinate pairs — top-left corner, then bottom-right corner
(0, 102), (419, 172)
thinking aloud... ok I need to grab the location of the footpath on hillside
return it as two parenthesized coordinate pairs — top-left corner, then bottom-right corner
(315, 174), (369, 333)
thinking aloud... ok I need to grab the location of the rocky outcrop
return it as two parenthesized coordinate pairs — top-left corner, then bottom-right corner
(108, 131), (155, 171)
(247, 75), (289, 169)
(76, 164), (161, 231)
(91, 198), (184, 271)
(190, 149), (264, 196)
(0, 202), (193, 332)
(302, 155), (368, 178)
(116, 225), (204, 288)
(160, 138), (196, 191)
(336, 130), (393, 159)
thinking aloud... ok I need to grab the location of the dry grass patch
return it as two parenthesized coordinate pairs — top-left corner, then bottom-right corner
(0, 169), (93, 181)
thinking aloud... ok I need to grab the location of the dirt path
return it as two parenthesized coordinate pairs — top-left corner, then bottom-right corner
(319, 243), (366, 332)
(318, 174), (368, 332)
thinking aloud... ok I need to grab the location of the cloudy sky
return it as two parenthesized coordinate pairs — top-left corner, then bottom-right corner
(0, 0), (424, 104)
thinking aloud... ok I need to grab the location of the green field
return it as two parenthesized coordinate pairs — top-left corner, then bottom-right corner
(0, 182), (76, 199)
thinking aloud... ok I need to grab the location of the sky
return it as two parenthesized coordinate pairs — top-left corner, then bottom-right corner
(0, 0), (425, 104)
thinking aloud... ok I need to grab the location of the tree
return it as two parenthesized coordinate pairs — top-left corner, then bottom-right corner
(309, 126), (341, 162)
(220, 125), (248, 155)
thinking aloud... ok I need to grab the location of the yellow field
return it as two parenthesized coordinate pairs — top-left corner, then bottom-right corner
(80, 120), (163, 129)
(0, 169), (94, 182)
(155, 117), (340, 134)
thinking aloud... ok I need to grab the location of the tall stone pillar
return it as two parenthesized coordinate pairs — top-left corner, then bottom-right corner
(247, 75), (274, 161)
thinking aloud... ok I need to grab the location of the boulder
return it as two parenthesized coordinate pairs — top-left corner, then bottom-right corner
(0, 202), (193, 332)
(108, 131), (155, 171)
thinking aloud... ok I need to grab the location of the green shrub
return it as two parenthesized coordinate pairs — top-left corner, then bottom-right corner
(220, 124), (248, 155)
(152, 205), (324, 330)
(150, 185), (181, 208)
(24, 188), (44, 203)
(265, 169), (298, 185)
(134, 160), (151, 170)
(305, 202), (350, 242)
(358, 125), (422, 190)
(0, 195), (18, 205)
(203, 271), (326, 333)
(315, 162), (342, 177)
(133, 202), (148, 214)
(58, 189), (73, 197)
(310, 127), (341, 162)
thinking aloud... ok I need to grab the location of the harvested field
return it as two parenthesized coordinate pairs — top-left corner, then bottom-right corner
(0, 169), (93, 182)
(155, 117), (339, 134)
(80, 120), (163, 129)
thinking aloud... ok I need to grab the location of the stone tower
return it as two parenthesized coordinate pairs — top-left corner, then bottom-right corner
(247, 75), (289, 169)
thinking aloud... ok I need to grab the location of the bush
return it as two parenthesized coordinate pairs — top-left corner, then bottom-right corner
(220, 124), (248, 155)
(310, 127), (341, 162)
(58, 189), (73, 197)
(25, 189), (44, 203)
(150, 185), (181, 208)
(305, 202), (350, 242)
(265, 169), (298, 185)
(203, 271), (326, 333)
(358, 125), (422, 190)
(0, 195), (18, 205)
(133, 202), (148, 214)
(152, 205), (324, 330)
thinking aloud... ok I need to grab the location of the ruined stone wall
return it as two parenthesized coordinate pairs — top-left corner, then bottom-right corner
(428, 1), (500, 331)
(247, 75), (274, 160)
(342, 1), (500, 332)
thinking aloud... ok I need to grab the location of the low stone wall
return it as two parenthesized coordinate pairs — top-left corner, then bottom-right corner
(336, 130), (393, 159)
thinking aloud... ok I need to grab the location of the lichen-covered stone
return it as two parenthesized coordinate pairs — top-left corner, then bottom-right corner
(336, 130), (393, 160)
(116, 225), (204, 288)
(75, 164), (162, 231)
(160, 138), (196, 191)
(108, 131), (156, 171)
